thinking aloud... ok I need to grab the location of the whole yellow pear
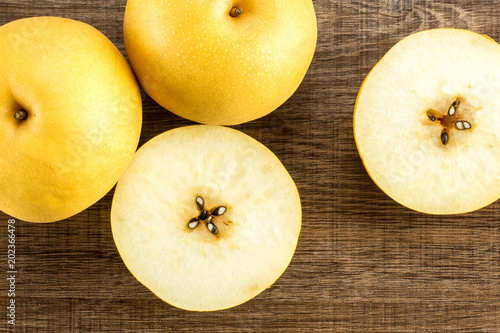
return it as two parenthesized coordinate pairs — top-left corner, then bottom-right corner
(123, 0), (317, 125)
(0, 17), (142, 222)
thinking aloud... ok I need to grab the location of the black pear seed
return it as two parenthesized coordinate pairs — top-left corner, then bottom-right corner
(211, 206), (227, 216)
(441, 131), (449, 145)
(188, 218), (199, 229)
(199, 209), (208, 221)
(207, 222), (219, 235)
(195, 196), (204, 211)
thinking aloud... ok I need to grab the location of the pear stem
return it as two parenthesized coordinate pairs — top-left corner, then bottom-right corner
(230, 8), (243, 17)
(14, 110), (28, 120)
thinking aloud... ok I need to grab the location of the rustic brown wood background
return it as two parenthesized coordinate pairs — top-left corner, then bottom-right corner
(1, 0), (499, 331)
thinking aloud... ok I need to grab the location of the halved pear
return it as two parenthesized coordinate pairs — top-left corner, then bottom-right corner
(354, 29), (500, 214)
(111, 125), (301, 311)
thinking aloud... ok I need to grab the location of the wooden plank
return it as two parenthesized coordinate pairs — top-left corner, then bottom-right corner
(0, 0), (499, 331)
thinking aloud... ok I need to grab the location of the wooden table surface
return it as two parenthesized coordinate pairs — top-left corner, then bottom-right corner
(1, 0), (499, 332)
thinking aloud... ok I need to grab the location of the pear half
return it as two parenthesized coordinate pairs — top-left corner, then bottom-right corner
(354, 29), (500, 214)
(111, 125), (301, 311)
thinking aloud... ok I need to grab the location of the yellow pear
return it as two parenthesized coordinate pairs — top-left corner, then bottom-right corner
(0, 17), (142, 222)
(354, 29), (500, 214)
(123, 0), (317, 125)
(111, 125), (301, 311)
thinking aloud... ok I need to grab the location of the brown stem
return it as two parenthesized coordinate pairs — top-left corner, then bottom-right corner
(230, 8), (243, 17)
(14, 110), (28, 120)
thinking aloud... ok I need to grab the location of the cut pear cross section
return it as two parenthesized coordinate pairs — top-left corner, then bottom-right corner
(354, 28), (500, 214)
(111, 125), (301, 311)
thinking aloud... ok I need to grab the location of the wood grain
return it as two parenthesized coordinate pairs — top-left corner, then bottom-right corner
(1, 0), (499, 331)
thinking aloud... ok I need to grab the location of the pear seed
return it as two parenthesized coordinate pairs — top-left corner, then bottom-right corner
(441, 131), (449, 145)
(199, 209), (208, 221)
(207, 222), (219, 235)
(211, 206), (227, 216)
(448, 106), (456, 116)
(195, 196), (204, 211)
(188, 218), (199, 229)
